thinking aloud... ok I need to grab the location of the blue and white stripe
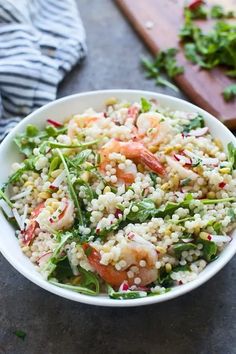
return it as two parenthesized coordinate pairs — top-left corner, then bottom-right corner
(0, 0), (86, 140)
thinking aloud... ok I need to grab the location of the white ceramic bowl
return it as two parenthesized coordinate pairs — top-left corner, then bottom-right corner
(0, 90), (235, 307)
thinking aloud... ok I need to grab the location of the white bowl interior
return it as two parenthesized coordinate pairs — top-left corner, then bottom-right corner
(0, 89), (235, 307)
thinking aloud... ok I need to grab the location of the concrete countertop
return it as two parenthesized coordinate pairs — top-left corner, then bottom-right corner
(0, 0), (235, 353)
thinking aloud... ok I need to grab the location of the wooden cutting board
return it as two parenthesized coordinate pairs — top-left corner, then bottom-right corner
(116, 0), (236, 128)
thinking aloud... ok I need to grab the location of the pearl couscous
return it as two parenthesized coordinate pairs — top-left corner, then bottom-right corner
(2, 97), (236, 299)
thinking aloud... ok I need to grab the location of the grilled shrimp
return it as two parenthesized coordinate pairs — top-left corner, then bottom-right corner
(67, 111), (103, 138)
(23, 199), (74, 245)
(136, 112), (174, 147)
(99, 139), (165, 184)
(83, 240), (158, 288)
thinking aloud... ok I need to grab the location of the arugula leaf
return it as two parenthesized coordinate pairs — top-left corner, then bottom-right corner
(14, 124), (67, 157)
(126, 199), (156, 222)
(78, 266), (100, 294)
(7, 156), (37, 186)
(107, 285), (147, 299)
(14, 330), (26, 340)
(52, 257), (74, 282)
(158, 264), (190, 288)
(228, 208), (236, 222)
(125, 195), (235, 223)
(182, 114), (205, 132)
(212, 221), (223, 234)
(173, 242), (197, 257)
(57, 149), (83, 225)
(50, 280), (98, 296)
(140, 97), (151, 113)
(197, 239), (218, 262)
(223, 84), (236, 102)
(227, 142), (236, 169)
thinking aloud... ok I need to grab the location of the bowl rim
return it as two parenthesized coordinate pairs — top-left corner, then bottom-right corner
(0, 88), (236, 307)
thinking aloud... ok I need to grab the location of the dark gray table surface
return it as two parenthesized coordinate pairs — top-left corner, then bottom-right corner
(0, 1), (235, 353)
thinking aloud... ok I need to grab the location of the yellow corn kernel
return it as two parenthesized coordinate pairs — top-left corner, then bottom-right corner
(156, 246), (166, 254)
(165, 263), (172, 273)
(164, 146), (174, 154)
(165, 229), (172, 236)
(137, 163), (145, 173)
(32, 172), (39, 179)
(149, 145), (159, 153)
(51, 169), (63, 178)
(24, 181), (33, 187)
(161, 183), (169, 191)
(219, 167), (231, 175)
(71, 276), (81, 285)
(193, 166), (203, 175)
(103, 186), (111, 194)
(81, 171), (90, 183)
(199, 232), (209, 240)
(38, 192), (51, 199)
(214, 138), (223, 150)
(105, 97), (117, 106)
(207, 191), (216, 199)
(194, 226), (200, 235)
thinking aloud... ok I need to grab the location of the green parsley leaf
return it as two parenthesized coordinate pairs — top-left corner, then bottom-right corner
(223, 84), (236, 102)
(140, 97), (152, 112)
(14, 330), (26, 340)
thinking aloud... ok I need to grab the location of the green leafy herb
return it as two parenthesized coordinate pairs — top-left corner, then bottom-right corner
(227, 142), (236, 169)
(78, 266), (100, 294)
(180, 177), (192, 187)
(49, 156), (61, 175)
(141, 48), (184, 92)
(107, 285), (147, 299)
(50, 280), (98, 296)
(210, 5), (235, 19)
(124, 195), (235, 223)
(182, 114), (205, 132)
(14, 330), (26, 340)
(173, 242), (197, 257)
(0, 189), (13, 208)
(212, 221), (223, 234)
(56, 149), (83, 225)
(7, 157), (36, 185)
(228, 208), (236, 222)
(198, 239), (218, 262)
(14, 124), (67, 157)
(185, 5), (208, 20)
(52, 257), (74, 282)
(141, 97), (152, 112)
(223, 84), (236, 102)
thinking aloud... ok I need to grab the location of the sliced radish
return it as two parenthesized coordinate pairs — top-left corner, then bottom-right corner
(47, 119), (63, 128)
(174, 154), (192, 165)
(188, 127), (209, 137)
(37, 251), (53, 266)
(166, 156), (198, 180)
(119, 281), (129, 292)
(12, 208), (24, 230)
(10, 187), (32, 201)
(210, 235), (231, 243)
(50, 170), (66, 189)
(0, 200), (13, 218)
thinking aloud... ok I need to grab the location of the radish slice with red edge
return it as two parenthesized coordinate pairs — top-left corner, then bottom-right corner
(47, 119), (63, 128)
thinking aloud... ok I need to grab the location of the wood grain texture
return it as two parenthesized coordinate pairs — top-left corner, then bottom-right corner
(116, 0), (236, 127)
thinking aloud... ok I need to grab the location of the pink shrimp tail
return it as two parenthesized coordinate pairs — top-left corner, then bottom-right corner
(139, 148), (166, 176)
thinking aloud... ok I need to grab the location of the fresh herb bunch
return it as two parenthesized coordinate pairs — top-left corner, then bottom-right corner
(180, 16), (236, 75)
(141, 48), (184, 92)
(141, 2), (236, 101)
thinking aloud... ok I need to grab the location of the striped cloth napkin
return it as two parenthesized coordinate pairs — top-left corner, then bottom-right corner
(0, 0), (86, 140)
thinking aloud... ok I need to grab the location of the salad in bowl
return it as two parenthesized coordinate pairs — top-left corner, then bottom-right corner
(0, 90), (235, 306)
